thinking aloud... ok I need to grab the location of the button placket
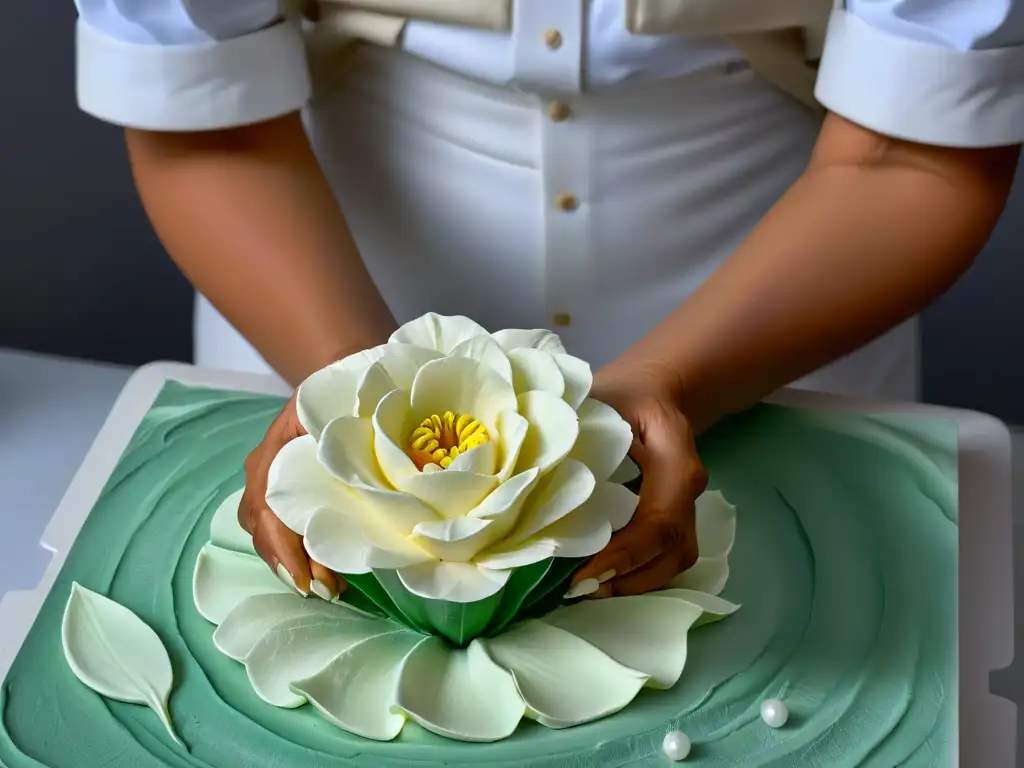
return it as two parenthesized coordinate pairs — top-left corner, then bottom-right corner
(512, 1), (591, 331)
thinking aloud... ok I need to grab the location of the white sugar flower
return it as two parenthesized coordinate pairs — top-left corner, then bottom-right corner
(264, 314), (640, 604)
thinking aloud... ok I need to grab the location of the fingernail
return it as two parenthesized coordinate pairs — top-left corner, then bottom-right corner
(586, 584), (613, 600)
(598, 570), (617, 583)
(310, 579), (335, 601)
(276, 564), (309, 597)
(564, 578), (600, 600)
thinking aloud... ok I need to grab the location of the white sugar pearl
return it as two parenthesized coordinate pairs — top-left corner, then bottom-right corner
(760, 699), (789, 728)
(662, 730), (691, 761)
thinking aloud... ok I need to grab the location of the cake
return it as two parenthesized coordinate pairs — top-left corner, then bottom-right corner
(0, 316), (959, 766)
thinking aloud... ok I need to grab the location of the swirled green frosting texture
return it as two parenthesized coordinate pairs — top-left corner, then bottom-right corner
(0, 383), (957, 767)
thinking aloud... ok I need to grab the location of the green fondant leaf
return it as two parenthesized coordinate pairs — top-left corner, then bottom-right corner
(420, 589), (505, 647)
(371, 569), (436, 634)
(483, 559), (554, 636)
(513, 557), (588, 623)
(341, 573), (410, 626)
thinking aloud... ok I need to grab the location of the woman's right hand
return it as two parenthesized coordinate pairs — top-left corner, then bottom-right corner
(237, 392), (344, 600)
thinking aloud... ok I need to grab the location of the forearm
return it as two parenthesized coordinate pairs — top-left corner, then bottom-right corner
(625, 114), (1019, 432)
(126, 112), (395, 386)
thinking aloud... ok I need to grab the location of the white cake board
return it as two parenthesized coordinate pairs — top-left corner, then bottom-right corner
(0, 362), (1014, 767)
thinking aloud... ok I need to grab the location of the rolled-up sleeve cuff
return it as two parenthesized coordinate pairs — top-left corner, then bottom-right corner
(815, 9), (1024, 147)
(76, 20), (312, 131)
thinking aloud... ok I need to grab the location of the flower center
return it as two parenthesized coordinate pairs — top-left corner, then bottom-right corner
(408, 411), (489, 471)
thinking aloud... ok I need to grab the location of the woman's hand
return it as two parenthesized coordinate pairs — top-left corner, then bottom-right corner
(237, 393), (344, 600)
(570, 361), (707, 598)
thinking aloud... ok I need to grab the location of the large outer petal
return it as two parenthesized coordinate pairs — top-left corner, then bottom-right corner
(265, 435), (349, 535)
(289, 631), (424, 741)
(481, 620), (649, 728)
(389, 313), (490, 353)
(503, 459), (595, 545)
(668, 490), (737, 595)
(397, 560), (511, 603)
(513, 391), (580, 476)
(209, 489), (255, 555)
(245, 613), (399, 707)
(567, 399), (633, 482)
(507, 348), (565, 398)
(539, 594), (704, 689)
(393, 637), (525, 741)
(304, 507), (432, 574)
(490, 328), (566, 354)
(448, 335), (513, 383)
(213, 593), (345, 661)
(295, 363), (360, 440)
(409, 355), (518, 436)
(193, 545), (293, 624)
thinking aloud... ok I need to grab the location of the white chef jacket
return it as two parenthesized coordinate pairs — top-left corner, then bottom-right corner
(76, 0), (1024, 147)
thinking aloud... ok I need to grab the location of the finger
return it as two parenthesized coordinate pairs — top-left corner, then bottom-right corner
(259, 514), (315, 595)
(636, 411), (707, 519)
(309, 560), (344, 600)
(601, 550), (686, 598)
(571, 517), (668, 585)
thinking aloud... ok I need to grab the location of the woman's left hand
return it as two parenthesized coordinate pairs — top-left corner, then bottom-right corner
(570, 361), (708, 598)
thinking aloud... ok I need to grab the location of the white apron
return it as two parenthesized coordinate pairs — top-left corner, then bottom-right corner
(194, 45), (919, 401)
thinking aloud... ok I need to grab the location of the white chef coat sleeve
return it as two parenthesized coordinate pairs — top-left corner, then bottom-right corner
(814, 0), (1024, 147)
(75, 0), (312, 131)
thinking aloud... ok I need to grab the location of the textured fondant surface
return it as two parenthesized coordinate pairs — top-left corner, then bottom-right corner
(0, 382), (957, 766)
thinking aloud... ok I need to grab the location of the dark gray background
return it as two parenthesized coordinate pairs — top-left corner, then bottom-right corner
(3, 3), (1022, 421)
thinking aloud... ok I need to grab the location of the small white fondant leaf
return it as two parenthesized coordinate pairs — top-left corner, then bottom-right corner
(289, 631), (423, 741)
(668, 556), (730, 596)
(539, 594), (704, 689)
(654, 588), (741, 628)
(193, 543), (293, 624)
(394, 637), (525, 742)
(208, 489), (256, 555)
(213, 593), (340, 661)
(482, 620), (649, 728)
(245, 612), (398, 708)
(62, 583), (182, 746)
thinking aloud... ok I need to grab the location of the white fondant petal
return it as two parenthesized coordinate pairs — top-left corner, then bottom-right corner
(409, 517), (495, 562)
(394, 637), (525, 742)
(490, 328), (566, 354)
(193, 544), (293, 624)
(448, 335), (514, 382)
(695, 490), (738, 558)
(540, 595), (704, 689)
(213, 593), (341, 661)
(318, 416), (390, 489)
(608, 455), (641, 484)
(208, 489), (255, 555)
(654, 588), (741, 626)
(465, 467), (539, 547)
(668, 556), (730, 596)
(473, 539), (558, 571)
(568, 399), (633, 482)
(295, 363), (360, 439)
(507, 348), (565, 398)
(354, 362), (397, 418)
(505, 459), (595, 545)
(389, 313), (490, 353)
(447, 439), (497, 476)
(245, 613), (397, 708)
(495, 410), (529, 482)
(371, 389), (420, 488)
(303, 507), (430, 575)
(578, 481), (639, 533)
(401, 469), (497, 519)
(265, 435), (347, 535)
(339, 342), (442, 390)
(289, 631), (423, 741)
(397, 560), (511, 603)
(409, 355), (518, 436)
(550, 352), (592, 409)
(514, 391), (580, 475)
(482, 620), (649, 728)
